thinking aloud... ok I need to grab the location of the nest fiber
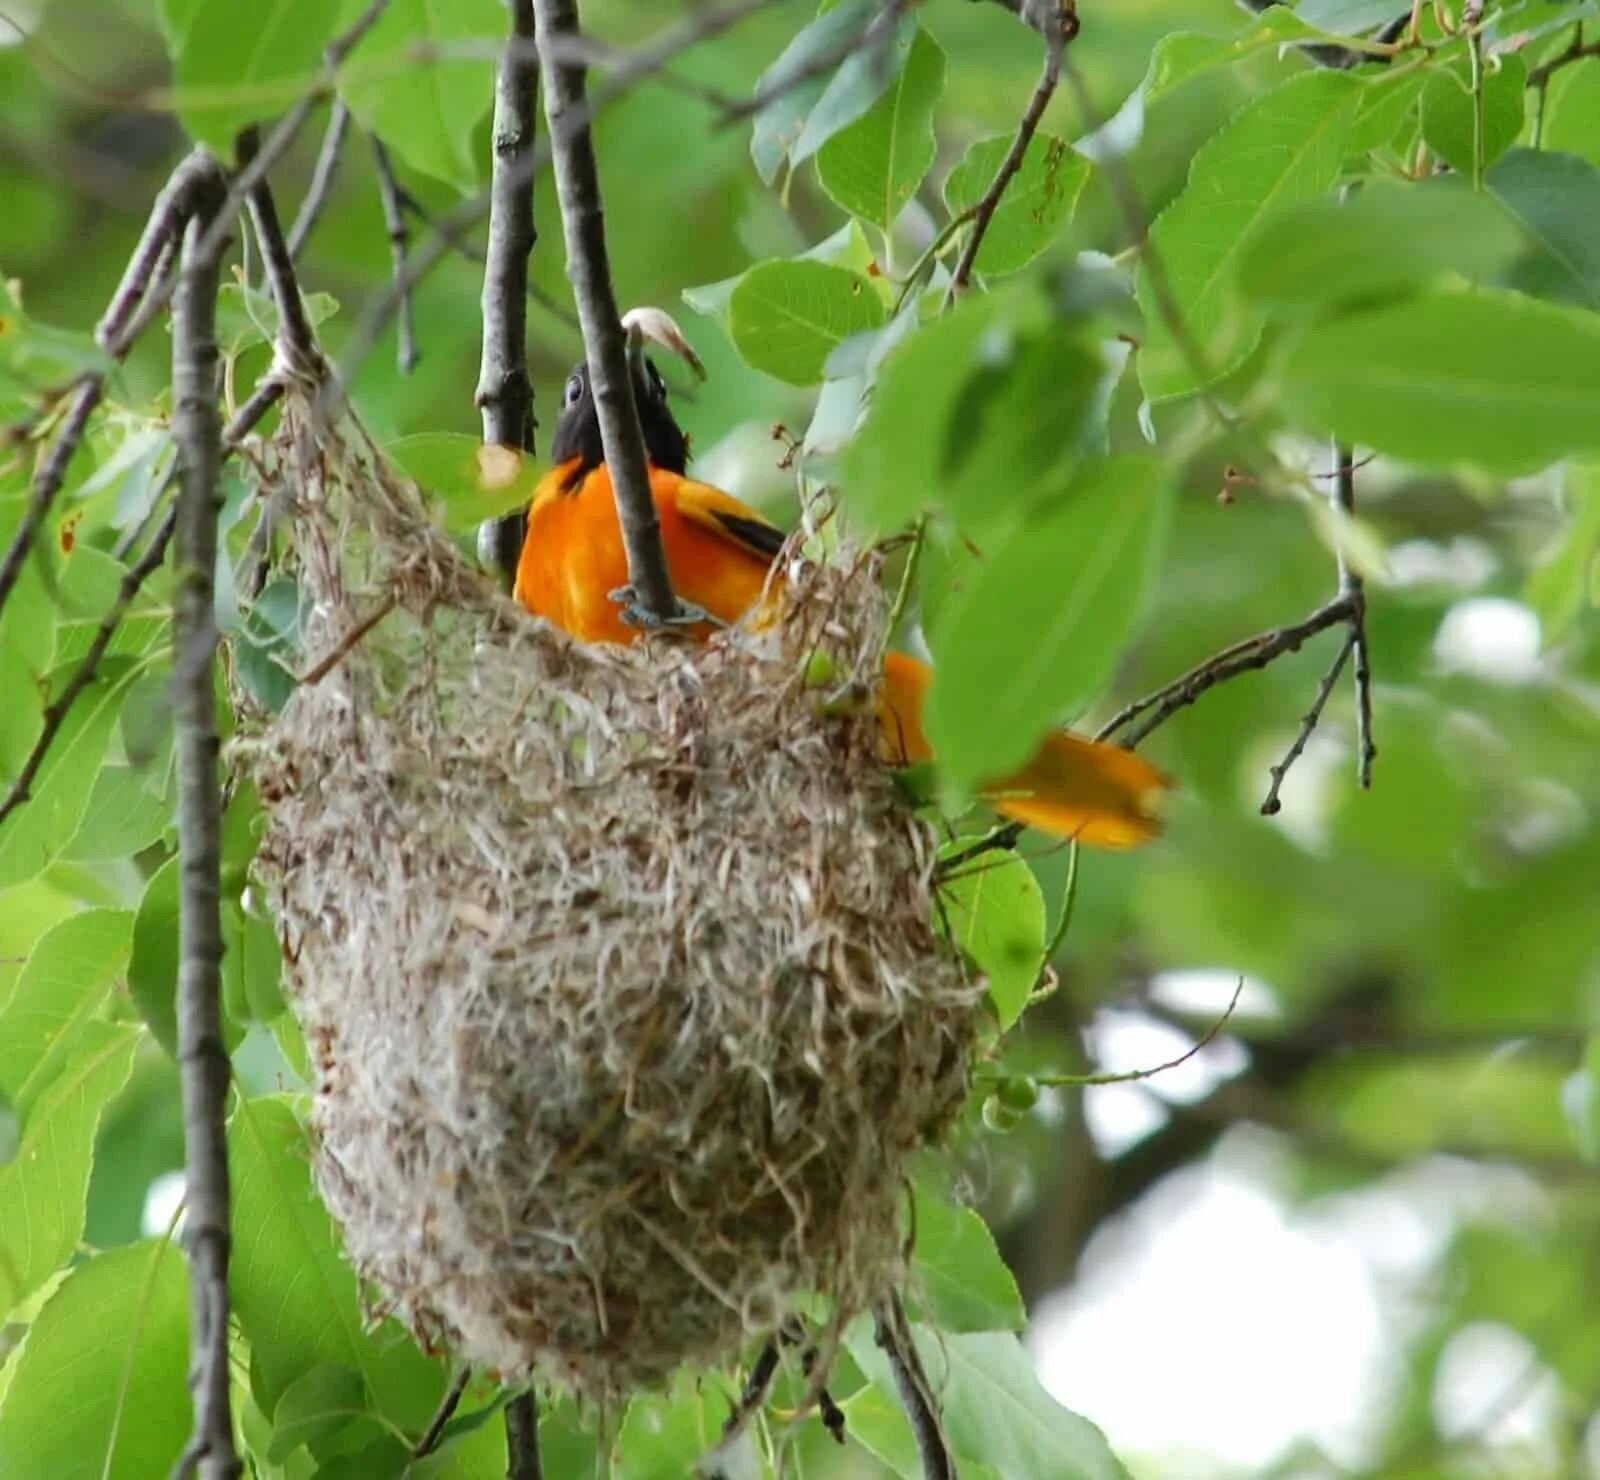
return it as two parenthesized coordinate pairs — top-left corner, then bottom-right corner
(242, 394), (978, 1397)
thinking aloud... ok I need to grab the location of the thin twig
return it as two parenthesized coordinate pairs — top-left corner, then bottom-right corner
(287, 99), (352, 259)
(239, 129), (320, 374)
(945, 3), (1074, 304)
(294, 595), (397, 685)
(722, 1337), (783, 1441)
(1095, 595), (1355, 749)
(413, 1367), (472, 1459)
(369, 136), (418, 373)
(1331, 439), (1376, 789)
(505, 1390), (543, 1480)
(168, 158), (240, 1480)
(477, 0), (539, 584)
(873, 1295), (954, 1480)
(533, 0), (679, 624)
(1261, 630), (1352, 815)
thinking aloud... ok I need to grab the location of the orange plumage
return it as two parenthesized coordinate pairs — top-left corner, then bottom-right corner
(513, 456), (1169, 850)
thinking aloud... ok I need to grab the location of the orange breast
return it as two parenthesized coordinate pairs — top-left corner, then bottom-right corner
(513, 462), (772, 644)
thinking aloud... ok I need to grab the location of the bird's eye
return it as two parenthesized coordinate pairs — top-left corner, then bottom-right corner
(563, 373), (584, 408)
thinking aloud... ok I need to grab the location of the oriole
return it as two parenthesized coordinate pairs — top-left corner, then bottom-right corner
(511, 323), (1168, 849)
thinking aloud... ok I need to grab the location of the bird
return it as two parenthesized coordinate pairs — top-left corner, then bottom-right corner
(508, 311), (1170, 849)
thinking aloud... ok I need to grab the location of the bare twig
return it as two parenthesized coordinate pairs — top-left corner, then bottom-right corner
(287, 99), (352, 259)
(1331, 439), (1376, 789)
(369, 136), (418, 373)
(723, 1337), (783, 1440)
(873, 1295), (954, 1480)
(1095, 594), (1355, 749)
(1261, 630), (1352, 815)
(477, 0), (539, 584)
(946, 1), (1075, 304)
(239, 129), (320, 374)
(294, 595), (397, 685)
(533, 0), (679, 625)
(413, 1367), (472, 1459)
(505, 1390), (543, 1480)
(168, 159), (240, 1480)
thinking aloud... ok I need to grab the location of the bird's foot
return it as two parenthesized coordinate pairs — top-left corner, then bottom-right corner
(608, 584), (723, 633)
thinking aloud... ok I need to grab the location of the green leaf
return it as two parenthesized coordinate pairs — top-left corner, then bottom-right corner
(842, 285), (1045, 530)
(64, 764), (171, 861)
(1542, 56), (1600, 166)
(816, 26), (945, 230)
(0, 1088), (16, 1166)
(386, 432), (544, 536)
(1527, 459), (1600, 641)
(232, 577), (302, 714)
(944, 133), (1088, 277)
(337, 0), (500, 191)
(0, 662), (132, 890)
(128, 854), (181, 1055)
(171, 0), (340, 155)
(267, 1362), (368, 1462)
(216, 280), (339, 361)
(0, 907), (132, 1110)
(0, 1023), (138, 1313)
(849, 1324), (1129, 1480)
(1137, 70), (1360, 402)
(52, 547), (168, 664)
(0, 1239), (189, 1479)
(749, 0), (907, 183)
(615, 1375), (743, 1478)
(728, 260), (886, 386)
(940, 852), (1046, 1030)
(1236, 178), (1526, 310)
(1139, 8), (1337, 108)
(224, 901), (285, 1027)
(911, 1187), (1025, 1332)
(1488, 147), (1600, 309)
(1279, 289), (1600, 474)
(1421, 53), (1526, 178)
(229, 1095), (447, 1425)
(927, 457), (1173, 787)
(682, 220), (877, 329)
(1347, 70), (1425, 154)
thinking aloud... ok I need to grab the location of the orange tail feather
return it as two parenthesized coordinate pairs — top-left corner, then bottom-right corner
(875, 652), (1169, 849)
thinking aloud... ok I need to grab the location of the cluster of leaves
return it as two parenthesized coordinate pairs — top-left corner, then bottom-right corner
(6, 0), (1600, 1474)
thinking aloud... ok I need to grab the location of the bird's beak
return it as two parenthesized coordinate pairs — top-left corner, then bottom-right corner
(621, 306), (707, 381)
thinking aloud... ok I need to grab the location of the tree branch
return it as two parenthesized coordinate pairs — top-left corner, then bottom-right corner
(239, 129), (320, 375)
(287, 99), (352, 259)
(946, 1), (1075, 304)
(168, 158), (240, 1480)
(1095, 594), (1355, 749)
(505, 1390), (543, 1480)
(369, 135), (418, 373)
(873, 1295), (955, 1480)
(1332, 439), (1376, 789)
(1261, 629), (1352, 815)
(413, 1367), (472, 1459)
(532, 0), (679, 625)
(477, 0), (539, 585)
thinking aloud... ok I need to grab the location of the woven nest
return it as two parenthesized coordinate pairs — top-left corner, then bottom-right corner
(238, 391), (980, 1399)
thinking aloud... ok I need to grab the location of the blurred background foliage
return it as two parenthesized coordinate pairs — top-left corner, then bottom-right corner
(3, 0), (1600, 1475)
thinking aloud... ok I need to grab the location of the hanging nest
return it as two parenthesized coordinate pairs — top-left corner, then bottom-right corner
(236, 388), (980, 1400)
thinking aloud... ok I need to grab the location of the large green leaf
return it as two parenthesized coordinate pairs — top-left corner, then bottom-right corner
(1137, 70), (1360, 402)
(0, 1239), (189, 1479)
(386, 432), (546, 536)
(614, 1375), (747, 1478)
(728, 259), (886, 386)
(63, 764), (171, 862)
(1236, 178), (1526, 310)
(128, 853), (182, 1055)
(228, 1095), (447, 1427)
(749, 0), (910, 183)
(927, 457), (1173, 787)
(1542, 56), (1600, 166)
(0, 1023), (138, 1313)
(0, 907), (132, 1109)
(848, 1322), (1129, 1480)
(816, 26), (945, 230)
(337, 0), (500, 191)
(1421, 53), (1526, 178)
(1488, 148), (1600, 309)
(0, 661), (132, 890)
(911, 1187), (1026, 1332)
(1280, 289), (1600, 474)
(939, 851), (1046, 1030)
(171, 0), (340, 154)
(944, 133), (1088, 277)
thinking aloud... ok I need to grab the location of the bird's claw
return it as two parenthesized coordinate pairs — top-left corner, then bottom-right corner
(609, 585), (722, 633)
